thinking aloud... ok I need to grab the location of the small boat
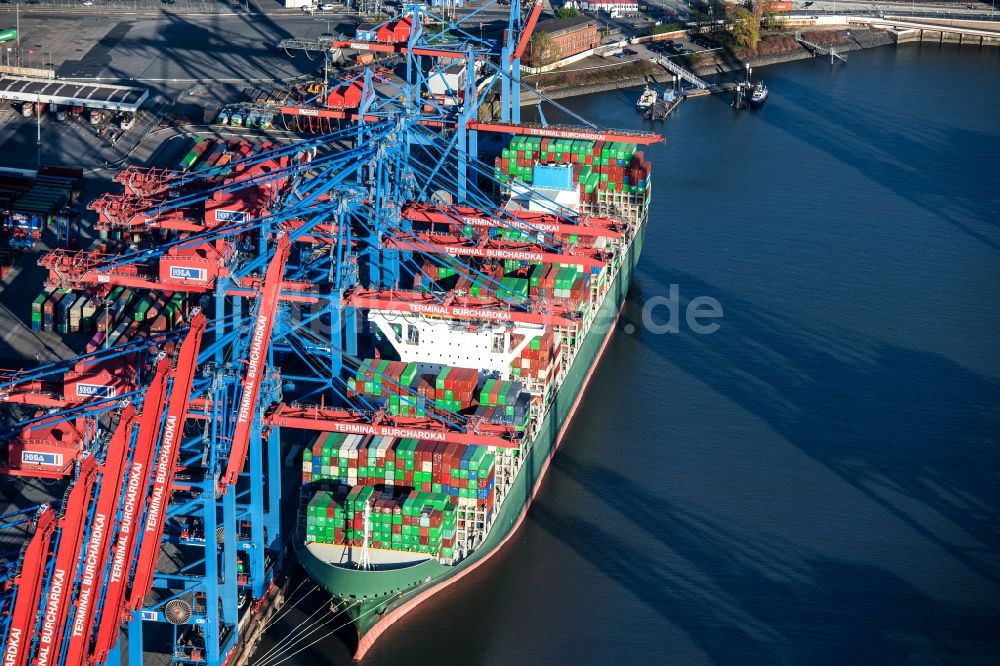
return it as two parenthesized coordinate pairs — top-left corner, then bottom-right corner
(750, 81), (768, 107)
(636, 85), (658, 112)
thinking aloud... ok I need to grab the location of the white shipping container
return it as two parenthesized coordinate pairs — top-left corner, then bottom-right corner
(340, 434), (359, 459)
(376, 435), (393, 458)
(349, 434), (363, 460)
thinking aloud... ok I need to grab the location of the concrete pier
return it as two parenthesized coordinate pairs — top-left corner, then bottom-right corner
(847, 17), (1000, 46)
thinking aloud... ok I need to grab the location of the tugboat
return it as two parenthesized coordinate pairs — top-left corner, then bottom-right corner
(636, 85), (658, 112)
(750, 81), (768, 107)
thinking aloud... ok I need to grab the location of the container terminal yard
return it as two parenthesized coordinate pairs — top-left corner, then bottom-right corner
(0, 1), (663, 664)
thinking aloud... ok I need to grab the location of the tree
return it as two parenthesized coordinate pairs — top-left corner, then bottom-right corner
(726, 4), (760, 50)
(555, 6), (580, 18)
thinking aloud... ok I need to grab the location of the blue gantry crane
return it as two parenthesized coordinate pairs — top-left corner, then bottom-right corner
(0, 2), (662, 662)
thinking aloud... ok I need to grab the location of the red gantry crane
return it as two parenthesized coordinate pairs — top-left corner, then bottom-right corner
(1, 507), (57, 666)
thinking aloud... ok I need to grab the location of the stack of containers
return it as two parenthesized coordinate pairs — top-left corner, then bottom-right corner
(538, 265), (591, 313)
(56, 293), (78, 334)
(68, 297), (85, 333)
(431, 366), (478, 413)
(132, 293), (154, 323)
(497, 262), (547, 293)
(497, 136), (545, 183)
(511, 329), (561, 382)
(497, 276), (529, 302)
(493, 136), (649, 203)
(475, 380), (531, 431)
(348, 359), (418, 398)
(414, 258), (459, 291)
(307, 485), (459, 558)
(453, 263), (504, 300)
(305, 488), (349, 544)
(31, 291), (48, 332)
(177, 138), (208, 170)
(348, 360), (517, 418)
(163, 293), (187, 329)
(79, 298), (97, 333)
(301, 435), (497, 511)
(347, 359), (424, 416)
(42, 290), (61, 332)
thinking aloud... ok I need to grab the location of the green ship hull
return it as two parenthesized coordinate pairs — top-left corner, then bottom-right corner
(298, 214), (647, 658)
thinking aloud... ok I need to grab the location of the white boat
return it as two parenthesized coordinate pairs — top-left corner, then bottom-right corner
(750, 82), (768, 107)
(636, 85), (658, 112)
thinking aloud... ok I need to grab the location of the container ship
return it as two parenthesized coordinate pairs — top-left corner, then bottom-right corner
(297, 136), (654, 657)
(0, 14), (661, 661)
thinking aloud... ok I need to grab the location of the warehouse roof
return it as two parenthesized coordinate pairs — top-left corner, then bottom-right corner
(535, 15), (598, 38)
(0, 76), (148, 112)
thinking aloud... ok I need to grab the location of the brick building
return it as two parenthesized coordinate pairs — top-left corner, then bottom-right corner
(525, 16), (601, 67)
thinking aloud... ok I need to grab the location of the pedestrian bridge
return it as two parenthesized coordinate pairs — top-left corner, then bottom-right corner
(651, 55), (709, 90)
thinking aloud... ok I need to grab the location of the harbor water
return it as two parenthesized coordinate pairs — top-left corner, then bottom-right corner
(257, 43), (1000, 665)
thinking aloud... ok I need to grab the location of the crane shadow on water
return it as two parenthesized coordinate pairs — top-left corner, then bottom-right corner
(525, 265), (1000, 661)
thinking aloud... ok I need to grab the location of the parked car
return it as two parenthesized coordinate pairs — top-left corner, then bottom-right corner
(622, 48), (638, 55)
(319, 2), (335, 9)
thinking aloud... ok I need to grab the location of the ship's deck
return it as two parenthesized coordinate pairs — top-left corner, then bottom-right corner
(306, 542), (433, 571)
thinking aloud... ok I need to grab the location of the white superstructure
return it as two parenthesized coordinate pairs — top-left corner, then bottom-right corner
(367, 312), (543, 378)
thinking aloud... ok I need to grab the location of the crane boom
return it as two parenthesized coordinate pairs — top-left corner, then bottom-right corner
(222, 235), (291, 488)
(512, 0), (545, 61)
(128, 313), (207, 610)
(61, 406), (138, 666)
(89, 358), (170, 663)
(33, 456), (98, 666)
(401, 202), (624, 239)
(2, 508), (56, 666)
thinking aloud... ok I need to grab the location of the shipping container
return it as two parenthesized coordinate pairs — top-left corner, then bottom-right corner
(30, 291), (47, 331)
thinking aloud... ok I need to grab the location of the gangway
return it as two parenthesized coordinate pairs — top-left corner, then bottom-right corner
(651, 55), (710, 90)
(794, 32), (848, 63)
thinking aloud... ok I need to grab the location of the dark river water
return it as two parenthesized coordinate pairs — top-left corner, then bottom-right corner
(257, 42), (1000, 665)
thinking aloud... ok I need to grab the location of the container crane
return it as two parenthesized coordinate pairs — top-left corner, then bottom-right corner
(1, 506), (56, 666)
(220, 236), (289, 490)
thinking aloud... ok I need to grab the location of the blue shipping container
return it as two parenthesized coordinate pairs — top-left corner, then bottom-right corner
(532, 164), (575, 191)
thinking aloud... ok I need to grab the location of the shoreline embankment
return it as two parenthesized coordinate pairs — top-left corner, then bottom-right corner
(519, 23), (990, 106)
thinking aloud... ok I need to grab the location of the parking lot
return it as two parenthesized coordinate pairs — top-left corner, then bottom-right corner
(646, 31), (724, 56)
